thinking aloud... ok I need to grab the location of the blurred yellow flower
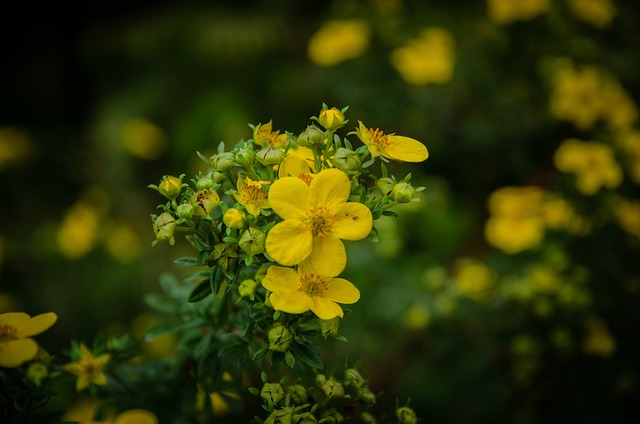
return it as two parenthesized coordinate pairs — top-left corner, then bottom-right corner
(455, 260), (496, 301)
(266, 168), (372, 276)
(131, 314), (177, 358)
(486, 0), (550, 24)
(404, 304), (431, 330)
(356, 121), (428, 162)
(110, 409), (158, 424)
(0, 312), (57, 367)
(390, 27), (455, 85)
(233, 176), (270, 217)
(530, 266), (559, 293)
(600, 77), (638, 131)
(62, 397), (101, 424)
(568, 0), (617, 28)
(262, 260), (360, 320)
(554, 138), (622, 195)
(121, 118), (168, 160)
(582, 319), (616, 357)
(307, 19), (371, 67)
(104, 221), (142, 264)
(64, 344), (111, 391)
(0, 126), (32, 170)
(542, 195), (591, 235)
(614, 198), (640, 239)
(617, 130), (640, 184)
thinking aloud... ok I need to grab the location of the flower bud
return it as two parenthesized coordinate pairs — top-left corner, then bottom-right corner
(209, 152), (235, 171)
(191, 189), (220, 217)
(176, 203), (194, 221)
(395, 406), (417, 424)
(27, 363), (48, 386)
(235, 147), (255, 168)
(391, 182), (415, 203)
(320, 409), (344, 424)
(256, 147), (285, 166)
(359, 412), (377, 424)
(195, 176), (213, 190)
(153, 212), (176, 241)
(332, 147), (361, 172)
(268, 325), (293, 352)
(223, 208), (246, 229)
(158, 175), (183, 200)
(261, 382), (285, 405)
(239, 227), (266, 257)
(238, 279), (257, 299)
(344, 368), (365, 388)
(376, 177), (394, 195)
(319, 317), (340, 339)
(264, 407), (293, 424)
(286, 383), (308, 405)
(297, 125), (325, 146)
(318, 376), (344, 399)
(212, 171), (227, 183)
(357, 387), (376, 404)
(293, 412), (317, 423)
(318, 107), (346, 131)
(208, 243), (239, 272)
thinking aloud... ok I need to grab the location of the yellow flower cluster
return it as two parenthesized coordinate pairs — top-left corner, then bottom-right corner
(390, 27), (455, 85)
(486, 0), (550, 24)
(568, 0), (617, 28)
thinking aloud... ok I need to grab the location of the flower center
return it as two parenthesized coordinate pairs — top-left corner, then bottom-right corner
(305, 206), (334, 236)
(297, 173), (314, 186)
(79, 357), (102, 378)
(368, 128), (390, 151)
(299, 273), (328, 297)
(240, 184), (267, 205)
(0, 324), (17, 342)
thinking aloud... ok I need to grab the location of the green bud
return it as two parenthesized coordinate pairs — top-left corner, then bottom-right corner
(208, 243), (239, 272)
(212, 171), (227, 183)
(158, 175), (183, 200)
(223, 208), (246, 229)
(344, 368), (365, 388)
(27, 363), (48, 386)
(239, 227), (266, 257)
(319, 317), (340, 339)
(320, 409), (344, 424)
(191, 189), (220, 217)
(268, 325), (293, 352)
(359, 412), (377, 424)
(153, 212), (176, 241)
(318, 106), (347, 131)
(176, 203), (194, 221)
(264, 407), (293, 424)
(195, 176), (213, 190)
(315, 373), (327, 387)
(255, 265), (268, 283)
(391, 182), (415, 203)
(261, 382), (285, 405)
(376, 177), (395, 195)
(297, 125), (325, 146)
(293, 412), (317, 424)
(235, 147), (255, 167)
(319, 376), (344, 399)
(286, 383), (308, 405)
(257, 147), (285, 166)
(209, 152), (235, 171)
(238, 279), (257, 299)
(332, 147), (361, 172)
(395, 406), (417, 424)
(357, 387), (376, 404)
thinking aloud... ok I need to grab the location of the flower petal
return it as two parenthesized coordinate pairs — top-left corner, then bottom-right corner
(269, 177), (310, 219)
(0, 312), (30, 326)
(385, 135), (429, 162)
(279, 155), (311, 178)
(0, 338), (38, 367)
(261, 266), (300, 292)
(332, 202), (373, 240)
(308, 235), (346, 277)
(323, 278), (360, 304)
(266, 220), (313, 266)
(309, 169), (351, 211)
(269, 290), (310, 315)
(309, 297), (344, 320)
(15, 312), (57, 338)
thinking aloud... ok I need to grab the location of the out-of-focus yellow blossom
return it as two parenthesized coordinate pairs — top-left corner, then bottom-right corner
(131, 314), (177, 358)
(484, 186), (546, 254)
(121, 117), (168, 160)
(0, 127), (32, 170)
(454, 260), (496, 301)
(106, 410), (159, 424)
(568, 0), (617, 28)
(64, 344), (111, 391)
(62, 397), (101, 424)
(195, 373), (239, 417)
(486, 0), (550, 24)
(616, 130), (640, 184)
(554, 138), (622, 195)
(542, 195), (591, 235)
(57, 188), (110, 259)
(0, 312), (57, 367)
(614, 198), (640, 239)
(390, 27), (455, 85)
(103, 221), (142, 264)
(233, 176), (270, 217)
(356, 121), (428, 162)
(600, 77), (638, 131)
(404, 304), (430, 330)
(583, 319), (616, 357)
(530, 266), (559, 293)
(307, 19), (371, 67)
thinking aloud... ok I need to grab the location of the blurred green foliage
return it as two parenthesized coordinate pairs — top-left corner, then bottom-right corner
(1, 0), (640, 422)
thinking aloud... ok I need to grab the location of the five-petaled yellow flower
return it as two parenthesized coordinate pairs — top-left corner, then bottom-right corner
(262, 259), (360, 320)
(356, 121), (428, 162)
(266, 168), (372, 276)
(64, 344), (111, 391)
(233, 176), (270, 216)
(0, 312), (57, 368)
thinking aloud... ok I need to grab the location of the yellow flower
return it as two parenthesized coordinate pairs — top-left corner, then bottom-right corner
(568, 0), (617, 28)
(355, 121), (428, 162)
(582, 319), (616, 357)
(262, 260), (360, 320)
(549, 60), (602, 130)
(615, 198), (640, 239)
(390, 27), (455, 85)
(278, 154), (314, 185)
(64, 344), (111, 391)
(454, 260), (496, 301)
(554, 138), (622, 195)
(307, 19), (371, 67)
(0, 312), (57, 367)
(253, 120), (287, 149)
(486, 0), (551, 24)
(110, 409), (158, 424)
(266, 168), (372, 276)
(223, 208), (246, 229)
(233, 176), (270, 217)
(617, 130), (640, 184)
(121, 118), (167, 160)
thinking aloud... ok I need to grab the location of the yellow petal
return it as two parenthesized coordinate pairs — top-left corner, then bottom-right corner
(309, 297), (344, 320)
(269, 290), (310, 314)
(0, 338), (38, 367)
(77, 375), (91, 391)
(64, 362), (83, 375)
(269, 177), (310, 219)
(279, 155), (311, 178)
(262, 266), (300, 292)
(0, 312), (30, 326)
(323, 278), (360, 304)
(96, 353), (112, 365)
(308, 235), (346, 277)
(246, 204), (261, 217)
(15, 312), (57, 338)
(385, 135), (429, 162)
(309, 169), (351, 211)
(114, 410), (159, 424)
(92, 371), (108, 386)
(266, 220), (313, 266)
(332, 202), (373, 240)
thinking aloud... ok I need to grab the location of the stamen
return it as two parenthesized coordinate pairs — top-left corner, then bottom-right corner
(0, 324), (17, 341)
(299, 273), (329, 297)
(305, 206), (334, 236)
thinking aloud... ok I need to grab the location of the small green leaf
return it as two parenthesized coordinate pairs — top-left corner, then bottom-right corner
(174, 256), (203, 267)
(144, 293), (179, 314)
(285, 351), (296, 368)
(253, 347), (269, 361)
(382, 210), (398, 217)
(291, 342), (323, 369)
(188, 279), (213, 302)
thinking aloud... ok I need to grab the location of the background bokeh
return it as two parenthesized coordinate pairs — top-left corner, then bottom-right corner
(2, 0), (639, 422)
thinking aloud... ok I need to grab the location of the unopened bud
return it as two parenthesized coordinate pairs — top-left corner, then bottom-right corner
(359, 412), (377, 424)
(357, 388), (376, 404)
(376, 177), (394, 195)
(286, 384), (308, 405)
(27, 363), (48, 386)
(158, 175), (183, 199)
(391, 182), (415, 203)
(176, 203), (194, 220)
(293, 412), (317, 424)
(265, 407), (293, 424)
(208, 243), (239, 272)
(238, 279), (257, 299)
(191, 189), (220, 217)
(318, 107), (346, 131)
(319, 317), (340, 339)
(396, 406), (417, 424)
(209, 152), (235, 171)
(297, 125), (325, 146)
(344, 368), (365, 388)
(239, 227), (266, 256)
(261, 382), (285, 405)
(320, 409), (344, 424)
(332, 147), (361, 172)
(235, 147), (255, 168)
(256, 147), (285, 166)
(223, 208), (246, 229)
(268, 325), (293, 352)
(195, 176), (213, 190)
(319, 376), (344, 399)
(153, 212), (176, 241)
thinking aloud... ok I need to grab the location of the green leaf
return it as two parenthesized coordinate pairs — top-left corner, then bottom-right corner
(211, 267), (223, 296)
(382, 210), (398, 217)
(174, 256), (203, 267)
(285, 350), (296, 368)
(188, 279), (213, 302)
(186, 234), (209, 250)
(270, 350), (284, 366)
(218, 343), (245, 358)
(144, 293), (179, 314)
(253, 347), (269, 361)
(291, 341), (323, 369)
